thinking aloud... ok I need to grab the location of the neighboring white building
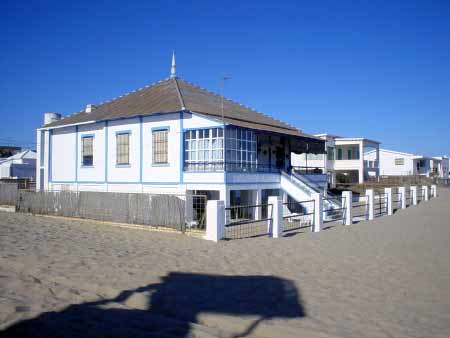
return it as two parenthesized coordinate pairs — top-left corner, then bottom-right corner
(365, 148), (449, 180)
(0, 150), (37, 179)
(36, 60), (328, 216)
(292, 134), (380, 185)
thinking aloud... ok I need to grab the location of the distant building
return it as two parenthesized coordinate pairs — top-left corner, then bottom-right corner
(292, 134), (380, 185)
(0, 150), (37, 179)
(365, 148), (449, 180)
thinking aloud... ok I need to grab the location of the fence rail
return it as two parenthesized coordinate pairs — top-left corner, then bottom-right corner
(282, 199), (314, 232)
(374, 193), (387, 216)
(224, 204), (272, 240)
(323, 196), (346, 224)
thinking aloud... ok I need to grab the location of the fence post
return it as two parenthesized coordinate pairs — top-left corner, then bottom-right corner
(410, 186), (418, 206)
(399, 187), (406, 209)
(342, 191), (352, 225)
(312, 192), (323, 232)
(204, 200), (224, 242)
(422, 185), (429, 201)
(384, 187), (393, 215)
(431, 184), (437, 198)
(365, 189), (375, 220)
(268, 196), (282, 238)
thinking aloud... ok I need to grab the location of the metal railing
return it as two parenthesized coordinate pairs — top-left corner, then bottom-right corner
(374, 193), (388, 216)
(352, 196), (369, 220)
(323, 196), (346, 224)
(392, 191), (402, 211)
(282, 199), (314, 232)
(291, 166), (326, 175)
(183, 161), (281, 173)
(224, 204), (273, 240)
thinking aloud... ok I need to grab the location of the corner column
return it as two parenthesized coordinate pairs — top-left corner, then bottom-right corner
(342, 190), (353, 225)
(312, 192), (323, 232)
(365, 189), (375, 220)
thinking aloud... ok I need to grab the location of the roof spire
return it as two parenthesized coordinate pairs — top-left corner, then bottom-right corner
(170, 51), (176, 78)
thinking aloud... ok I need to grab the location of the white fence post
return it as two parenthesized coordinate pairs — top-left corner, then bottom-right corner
(431, 184), (437, 198)
(422, 185), (429, 201)
(312, 192), (323, 232)
(365, 189), (375, 220)
(399, 187), (406, 209)
(384, 187), (393, 215)
(410, 186), (418, 206)
(342, 191), (353, 225)
(268, 196), (282, 238)
(205, 200), (224, 242)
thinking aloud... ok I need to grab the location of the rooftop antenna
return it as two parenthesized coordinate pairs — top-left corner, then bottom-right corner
(170, 51), (176, 78)
(220, 74), (232, 123)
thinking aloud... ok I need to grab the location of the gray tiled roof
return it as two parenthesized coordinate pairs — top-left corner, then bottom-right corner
(44, 77), (319, 140)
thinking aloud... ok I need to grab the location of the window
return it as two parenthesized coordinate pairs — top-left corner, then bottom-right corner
(184, 128), (224, 170)
(306, 153), (323, 160)
(394, 158), (404, 166)
(225, 127), (257, 171)
(337, 148), (342, 160)
(116, 132), (130, 165)
(152, 129), (168, 164)
(81, 136), (93, 166)
(327, 147), (335, 160)
(347, 149), (352, 160)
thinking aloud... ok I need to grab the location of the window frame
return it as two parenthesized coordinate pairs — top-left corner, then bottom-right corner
(152, 127), (170, 166)
(115, 131), (131, 166)
(81, 134), (94, 167)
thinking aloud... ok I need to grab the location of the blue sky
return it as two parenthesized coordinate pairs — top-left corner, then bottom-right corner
(1, 0), (449, 155)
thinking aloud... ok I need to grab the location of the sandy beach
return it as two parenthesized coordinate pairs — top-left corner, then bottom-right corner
(1, 189), (450, 338)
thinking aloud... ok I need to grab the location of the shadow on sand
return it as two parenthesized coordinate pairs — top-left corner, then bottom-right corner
(1, 272), (305, 338)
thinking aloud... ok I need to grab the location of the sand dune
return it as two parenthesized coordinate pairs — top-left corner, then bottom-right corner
(1, 189), (450, 337)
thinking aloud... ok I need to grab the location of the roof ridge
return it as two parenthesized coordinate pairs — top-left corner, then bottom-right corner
(177, 78), (299, 131)
(173, 78), (186, 110)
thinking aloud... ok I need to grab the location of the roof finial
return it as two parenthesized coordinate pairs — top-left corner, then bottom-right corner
(170, 51), (176, 78)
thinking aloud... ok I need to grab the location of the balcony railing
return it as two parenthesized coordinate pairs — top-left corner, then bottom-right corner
(291, 166), (326, 175)
(184, 161), (281, 173)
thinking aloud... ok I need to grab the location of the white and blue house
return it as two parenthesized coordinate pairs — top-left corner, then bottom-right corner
(36, 57), (327, 216)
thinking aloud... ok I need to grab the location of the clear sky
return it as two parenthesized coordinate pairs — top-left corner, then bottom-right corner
(1, 0), (449, 155)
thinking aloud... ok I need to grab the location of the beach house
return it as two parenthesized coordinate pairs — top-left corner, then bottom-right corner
(36, 57), (327, 215)
(365, 148), (449, 181)
(292, 133), (380, 186)
(0, 150), (36, 180)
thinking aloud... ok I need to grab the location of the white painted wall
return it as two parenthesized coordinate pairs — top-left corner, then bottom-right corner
(51, 126), (76, 182)
(366, 149), (417, 176)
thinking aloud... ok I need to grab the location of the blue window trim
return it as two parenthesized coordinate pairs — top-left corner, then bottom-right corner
(151, 126), (170, 166)
(115, 130), (132, 135)
(105, 121), (108, 181)
(183, 125), (225, 132)
(80, 133), (95, 167)
(151, 126), (170, 132)
(115, 130), (131, 166)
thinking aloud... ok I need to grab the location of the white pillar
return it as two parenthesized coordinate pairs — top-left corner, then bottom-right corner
(384, 187), (393, 215)
(431, 184), (437, 198)
(359, 141), (364, 183)
(422, 185), (429, 201)
(410, 186), (418, 206)
(205, 200), (225, 242)
(399, 187), (406, 209)
(365, 189), (375, 220)
(268, 196), (282, 238)
(312, 192), (323, 232)
(255, 189), (262, 220)
(342, 191), (353, 225)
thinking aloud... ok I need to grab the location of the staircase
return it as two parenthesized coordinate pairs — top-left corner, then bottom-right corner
(280, 171), (340, 210)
